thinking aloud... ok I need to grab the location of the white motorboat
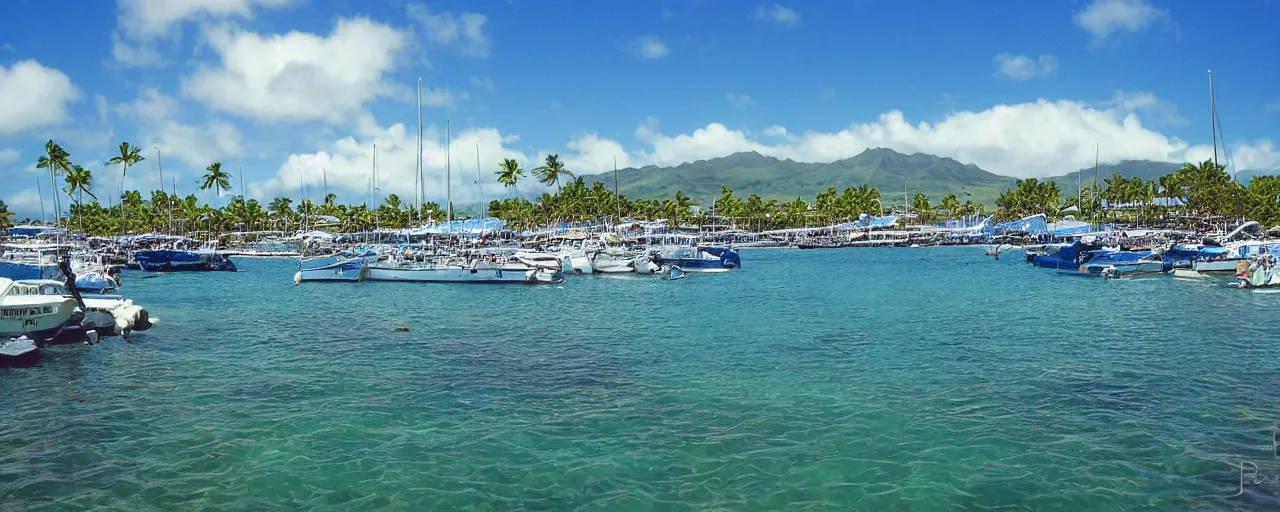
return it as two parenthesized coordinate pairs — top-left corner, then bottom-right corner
(0, 278), (79, 341)
(366, 257), (560, 284)
(295, 254), (368, 283)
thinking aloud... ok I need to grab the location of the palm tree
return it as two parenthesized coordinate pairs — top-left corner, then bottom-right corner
(107, 142), (145, 233)
(532, 154), (573, 192)
(64, 165), (97, 233)
(36, 140), (73, 227)
(496, 158), (525, 198)
(200, 162), (232, 199)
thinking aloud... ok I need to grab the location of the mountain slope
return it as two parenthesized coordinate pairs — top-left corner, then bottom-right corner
(581, 148), (1016, 207)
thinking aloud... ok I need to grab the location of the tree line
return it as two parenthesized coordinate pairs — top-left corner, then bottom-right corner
(8, 139), (1279, 235)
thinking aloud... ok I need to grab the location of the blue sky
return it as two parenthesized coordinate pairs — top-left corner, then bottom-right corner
(0, 0), (1277, 217)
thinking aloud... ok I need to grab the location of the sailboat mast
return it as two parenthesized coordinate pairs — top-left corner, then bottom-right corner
(1208, 69), (1219, 168)
(415, 77), (423, 222)
(475, 143), (484, 217)
(614, 156), (620, 225)
(372, 142), (379, 232)
(446, 118), (452, 224)
(1093, 144), (1099, 220)
(36, 177), (45, 224)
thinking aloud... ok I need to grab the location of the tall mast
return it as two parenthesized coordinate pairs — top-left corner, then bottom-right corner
(614, 156), (620, 224)
(1093, 144), (1099, 220)
(1209, 69), (1219, 168)
(35, 177), (45, 224)
(372, 142), (379, 232)
(446, 118), (452, 224)
(415, 77), (423, 222)
(475, 143), (484, 217)
(322, 168), (327, 203)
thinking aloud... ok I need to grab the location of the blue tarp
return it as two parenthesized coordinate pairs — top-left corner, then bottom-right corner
(7, 225), (64, 237)
(989, 214), (1049, 235)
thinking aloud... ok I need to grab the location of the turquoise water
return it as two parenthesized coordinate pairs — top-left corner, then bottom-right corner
(3, 247), (1280, 510)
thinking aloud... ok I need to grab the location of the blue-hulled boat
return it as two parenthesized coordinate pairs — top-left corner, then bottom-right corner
(650, 245), (741, 272)
(1078, 250), (1169, 277)
(132, 250), (237, 272)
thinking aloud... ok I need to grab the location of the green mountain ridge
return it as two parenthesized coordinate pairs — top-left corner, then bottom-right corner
(579, 149), (1275, 207)
(581, 148), (1017, 208)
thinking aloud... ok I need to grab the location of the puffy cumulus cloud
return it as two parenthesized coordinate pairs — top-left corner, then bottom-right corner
(755, 4), (800, 26)
(628, 36), (669, 59)
(1233, 141), (1280, 174)
(625, 99), (1279, 178)
(762, 126), (788, 138)
(250, 119), (534, 204)
(112, 0), (298, 67)
(112, 88), (244, 190)
(992, 53), (1058, 81)
(554, 133), (637, 175)
(639, 123), (768, 167)
(0, 60), (80, 135)
(252, 96), (1280, 207)
(1074, 0), (1170, 46)
(1110, 89), (1186, 127)
(405, 3), (491, 58)
(117, 0), (297, 39)
(182, 18), (413, 124)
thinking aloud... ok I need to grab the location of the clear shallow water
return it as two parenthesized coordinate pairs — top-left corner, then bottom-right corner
(3, 247), (1280, 510)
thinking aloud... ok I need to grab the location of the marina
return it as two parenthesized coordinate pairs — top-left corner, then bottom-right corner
(5, 0), (1280, 507)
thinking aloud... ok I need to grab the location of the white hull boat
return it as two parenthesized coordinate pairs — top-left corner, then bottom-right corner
(295, 255), (367, 283)
(0, 279), (78, 341)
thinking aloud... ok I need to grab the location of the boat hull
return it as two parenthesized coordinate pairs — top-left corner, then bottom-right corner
(134, 250), (237, 272)
(366, 265), (542, 283)
(0, 298), (77, 342)
(297, 257), (366, 282)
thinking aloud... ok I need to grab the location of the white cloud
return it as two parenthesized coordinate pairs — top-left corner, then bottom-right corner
(0, 148), (19, 166)
(755, 4), (800, 26)
(992, 53), (1058, 81)
(112, 0), (298, 67)
(4, 188), (49, 218)
(623, 99), (1279, 178)
(470, 76), (495, 91)
(110, 35), (166, 68)
(634, 116), (660, 144)
(251, 118), (535, 204)
(726, 92), (755, 109)
(405, 3), (491, 58)
(117, 0), (298, 40)
(1074, 0), (1169, 46)
(114, 88), (245, 186)
(250, 95), (1280, 208)
(181, 17), (411, 124)
(1110, 89), (1186, 126)
(762, 126), (788, 138)
(629, 36), (669, 59)
(0, 60), (80, 135)
(1232, 140), (1280, 174)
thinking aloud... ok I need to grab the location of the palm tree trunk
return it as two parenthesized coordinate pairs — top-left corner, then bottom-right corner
(78, 190), (83, 234)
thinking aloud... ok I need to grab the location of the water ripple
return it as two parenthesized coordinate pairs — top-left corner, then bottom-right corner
(4, 249), (1280, 509)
